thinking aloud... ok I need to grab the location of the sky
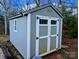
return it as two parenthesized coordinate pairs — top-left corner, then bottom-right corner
(0, 0), (78, 16)
(12, 0), (78, 9)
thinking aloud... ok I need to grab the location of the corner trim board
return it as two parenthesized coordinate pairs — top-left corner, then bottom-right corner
(60, 19), (63, 48)
(27, 13), (31, 59)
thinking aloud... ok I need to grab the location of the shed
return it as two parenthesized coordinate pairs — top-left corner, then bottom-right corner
(9, 3), (63, 59)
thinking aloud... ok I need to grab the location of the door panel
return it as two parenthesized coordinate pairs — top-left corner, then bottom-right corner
(39, 19), (48, 54)
(50, 37), (56, 50)
(39, 38), (47, 54)
(51, 26), (57, 35)
(39, 26), (48, 37)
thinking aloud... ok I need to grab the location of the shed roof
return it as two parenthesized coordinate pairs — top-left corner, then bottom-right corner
(10, 3), (63, 19)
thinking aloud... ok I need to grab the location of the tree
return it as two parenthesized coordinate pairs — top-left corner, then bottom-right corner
(62, 6), (78, 38)
(0, 16), (5, 34)
(0, 0), (11, 35)
(10, 9), (17, 17)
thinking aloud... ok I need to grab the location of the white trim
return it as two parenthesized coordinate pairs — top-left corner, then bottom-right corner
(26, 14), (31, 59)
(40, 48), (57, 57)
(56, 19), (59, 48)
(39, 24), (48, 26)
(36, 15), (49, 56)
(50, 17), (59, 49)
(36, 15), (59, 20)
(47, 17), (51, 52)
(50, 17), (59, 20)
(51, 25), (56, 26)
(36, 15), (61, 56)
(50, 34), (56, 37)
(60, 19), (63, 48)
(36, 16), (39, 56)
(14, 30), (17, 32)
(36, 15), (49, 20)
(39, 36), (48, 39)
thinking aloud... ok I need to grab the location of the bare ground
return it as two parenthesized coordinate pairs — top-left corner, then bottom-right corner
(0, 35), (78, 59)
(43, 38), (78, 59)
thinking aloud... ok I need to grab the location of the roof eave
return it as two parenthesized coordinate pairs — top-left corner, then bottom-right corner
(49, 4), (64, 18)
(9, 3), (64, 20)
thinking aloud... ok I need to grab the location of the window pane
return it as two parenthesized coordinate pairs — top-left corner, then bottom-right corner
(51, 20), (56, 24)
(14, 20), (16, 30)
(40, 19), (48, 24)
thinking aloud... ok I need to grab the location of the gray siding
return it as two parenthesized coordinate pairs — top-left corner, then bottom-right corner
(10, 16), (27, 58)
(30, 7), (62, 58)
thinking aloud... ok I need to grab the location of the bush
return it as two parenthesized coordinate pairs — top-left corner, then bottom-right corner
(63, 15), (78, 38)
(61, 5), (78, 38)
(0, 16), (5, 34)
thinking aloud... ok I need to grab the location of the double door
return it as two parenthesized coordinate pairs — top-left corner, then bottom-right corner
(36, 16), (59, 55)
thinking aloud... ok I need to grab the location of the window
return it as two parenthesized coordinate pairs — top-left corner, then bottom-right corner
(39, 19), (48, 24)
(14, 20), (17, 32)
(51, 20), (56, 24)
(14, 20), (16, 30)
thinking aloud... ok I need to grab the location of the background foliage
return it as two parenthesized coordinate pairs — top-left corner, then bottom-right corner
(62, 6), (78, 38)
(0, 16), (5, 34)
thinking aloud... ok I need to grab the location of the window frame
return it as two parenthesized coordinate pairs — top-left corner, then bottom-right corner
(39, 19), (48, 24)
(51, 20), (57, 24)
(14, 20), (17, 32)
(36, 15), (49, 26)
(50, 17), (59, 26)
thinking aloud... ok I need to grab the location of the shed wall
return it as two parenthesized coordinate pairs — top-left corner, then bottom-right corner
(10, 16), (27, 58)
(10, 6), (62, 59)
(30, 7), (62, 58)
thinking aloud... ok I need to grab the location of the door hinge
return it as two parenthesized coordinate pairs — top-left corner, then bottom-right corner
(37, 17), (40, 19)
(57, 34), (59, 36)
(57, 19), (59, 21)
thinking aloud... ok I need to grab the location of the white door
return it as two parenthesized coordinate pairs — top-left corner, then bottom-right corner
(50, 17), (59, 50)
(36, 16), (59, 56)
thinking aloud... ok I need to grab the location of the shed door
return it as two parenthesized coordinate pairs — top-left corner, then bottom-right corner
(36, 16), (59, 56)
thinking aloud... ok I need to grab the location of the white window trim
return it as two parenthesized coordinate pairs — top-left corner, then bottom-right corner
(39, 24), (48, 26)
(51, 25), (56, 26)
(50, 17), (59, 21)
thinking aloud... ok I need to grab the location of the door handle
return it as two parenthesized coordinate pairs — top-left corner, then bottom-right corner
(36, 37), (39, 40)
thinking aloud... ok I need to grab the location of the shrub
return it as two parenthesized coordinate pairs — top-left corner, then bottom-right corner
(63, 15), (78, 38)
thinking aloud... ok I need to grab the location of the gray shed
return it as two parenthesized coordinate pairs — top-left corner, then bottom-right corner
(9, 3), (63, 59)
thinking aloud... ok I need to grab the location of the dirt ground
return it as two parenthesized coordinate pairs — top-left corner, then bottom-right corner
(43, 38), (78, 59)
(0, 35), (78, 59)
